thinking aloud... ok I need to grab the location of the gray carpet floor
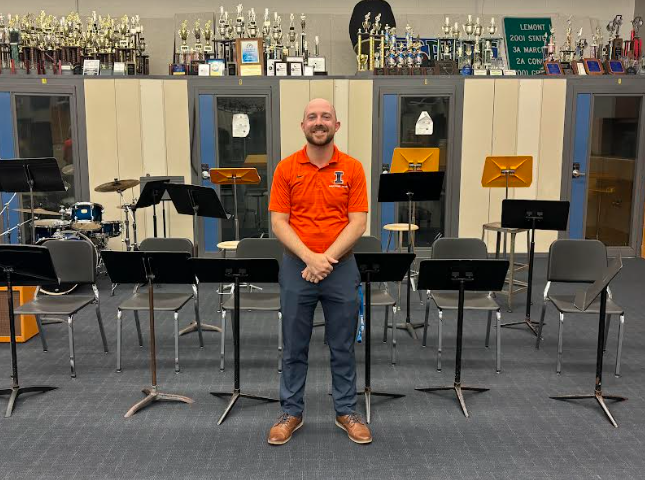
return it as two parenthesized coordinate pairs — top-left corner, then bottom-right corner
(1, 256), (644, 480)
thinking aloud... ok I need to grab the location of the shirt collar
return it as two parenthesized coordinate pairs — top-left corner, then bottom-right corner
(298, 144), (340, 165)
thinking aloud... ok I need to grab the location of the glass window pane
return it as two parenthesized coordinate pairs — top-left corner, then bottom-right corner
(585, 96), (641, 246)
(398, 96), (449, 247)
(15, 95), (75, 244)
(216, 96), (268, 241)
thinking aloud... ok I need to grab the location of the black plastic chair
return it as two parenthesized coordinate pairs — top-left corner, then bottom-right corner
(423, 238), (503, 373)
(116, 238), (202, 374)
(15, 240), (108, 378)
(535, 239), (625, 376)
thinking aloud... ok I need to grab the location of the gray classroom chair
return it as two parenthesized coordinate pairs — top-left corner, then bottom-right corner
(116, 238), (202, 374)
(15, 240), (108, 378)
(220, 237), (283, 372)
(535, 239), (625, 377)
(354, 236), (399, 364)
(422, 238), (503, 373)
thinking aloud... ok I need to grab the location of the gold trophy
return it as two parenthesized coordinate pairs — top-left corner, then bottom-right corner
(203, 20), (214, 54)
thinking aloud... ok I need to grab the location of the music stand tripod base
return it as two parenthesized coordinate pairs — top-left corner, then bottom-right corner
(415, 383), (489, 418)
(125, 386), (194, 418)
(0, 385), (57, 418)
(179, 321), (222, 336)
(211, 389), (278, 425)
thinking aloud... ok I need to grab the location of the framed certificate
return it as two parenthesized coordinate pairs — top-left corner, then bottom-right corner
(208, 59), (226, 76)
(289, 61), (303, 76)
(235, 38), (264, 76)
(275, 62), (288, 76)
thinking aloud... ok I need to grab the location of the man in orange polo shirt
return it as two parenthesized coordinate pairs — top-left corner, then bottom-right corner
(267, 98), (371, 445)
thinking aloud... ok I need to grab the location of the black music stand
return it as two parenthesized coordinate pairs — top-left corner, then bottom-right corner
(0, 158), (65, 244)
(163, 184), (229, 337)
(138, 176), (184, 238)
(354, 253), (414, 423)
(190, 257), (280, 425)
(377, 172), (445, 339)
(415, 259), (509, 417)
(549, 255), (626, 428)
(501, 200), (570, 336)
(101, 250), (195, 418)
(0, 245), (58, 417)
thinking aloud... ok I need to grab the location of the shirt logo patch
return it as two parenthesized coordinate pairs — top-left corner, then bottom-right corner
(333, 171), (344, 184)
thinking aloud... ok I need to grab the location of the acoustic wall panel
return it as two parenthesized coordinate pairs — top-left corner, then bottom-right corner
(332, 79), (349, 152)
(279, 80), (310, 159)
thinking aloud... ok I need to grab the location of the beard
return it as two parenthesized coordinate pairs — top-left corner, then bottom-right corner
(305, 126), (335, 146)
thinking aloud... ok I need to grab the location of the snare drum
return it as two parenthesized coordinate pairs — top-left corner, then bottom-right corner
(71, 202), (103, 232)
(34, 219), (72, 242)
(100, 220), (122, 238)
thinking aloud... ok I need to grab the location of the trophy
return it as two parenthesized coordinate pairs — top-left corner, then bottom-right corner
(203, 20), (214, 55)
(262, 8), (271, 40)
(300, 13), (307, 57)
(607, 14), (624, 59)
(235, 4), (245, 38)
(356, 12), (370, 71)
(631, 16), (643, 59)
(560, 17), (574, 64)
(547, 26), (556, 61)
(178, 19), (189, 63)
(218, 7), (227, 39)
(247, 9), (257, 38)
(288, 14), (297, 54)
(575, 28), (587, 61)
(463, 15), (475, 39)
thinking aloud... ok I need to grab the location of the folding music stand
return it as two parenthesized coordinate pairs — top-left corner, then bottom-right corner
(0, 158), (65, 244)
(415, 259), (509, 417)
(190, 257), (280, 425)
(377, 171), (445, 339)
(0, 245), (58, 417)
(501, 200), (570, 335)
(391, 148), (440, 173)
(210, 168), (261, 240)
(163, 184), (229, 256)
(481, 156), (533, 199)
(101, 250), (195, 418)
(136, 176), (184, 238)
(354, 252), (415, 423)
(549, 255), (626, 428)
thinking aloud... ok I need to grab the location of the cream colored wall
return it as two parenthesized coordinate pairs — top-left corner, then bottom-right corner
(459, 78), (567, 253)
(278, 79), (373, 234)
(85, 79), (193, 250)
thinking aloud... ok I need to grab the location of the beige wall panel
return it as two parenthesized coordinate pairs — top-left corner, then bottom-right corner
(163, 80), (193, 242)
(139, 79), (168, 239)
(487, 79), (520, 247)
(309, 79), (334, 104)
(535, 79), (567, 252)
(333, 80), (350, 152)
(514, 80), (543, 203)
(279, 80), (310, 159)
(347, 80), (373, 234)
(85, 80), (122, 249)
(459, 79), (495, 242)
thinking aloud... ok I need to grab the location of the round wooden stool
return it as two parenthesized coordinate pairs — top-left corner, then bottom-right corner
(383, 223), (420, 253)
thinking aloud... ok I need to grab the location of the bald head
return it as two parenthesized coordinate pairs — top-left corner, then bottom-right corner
(301, 98), (340, 147)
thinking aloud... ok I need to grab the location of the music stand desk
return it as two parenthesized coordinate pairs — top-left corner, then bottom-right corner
(415, 259), (509, 418)
(481, 156), (533, 198)
(190, 257), (280, 425)
(210, 168), (261, 241)
(355, 253), (414, 423)
(550, 256), (626, 427)
(0, 245), (59, 417)
(101, 250), (195, 418)
(391, 148), (440, 173)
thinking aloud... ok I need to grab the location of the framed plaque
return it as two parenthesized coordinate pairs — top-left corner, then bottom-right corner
(544, 61), (563, 75)
(289, 61), (303, 76)
(605, 59), (625, 75)
(583, 58), (604, 75)
(266, 59), (276, 76)
(208, 59), (226, 76)
(307, 56), (327, 73)
(235, 38), (264, 76)
(275, 61), (288, 76)
(571, 61), (587, 75)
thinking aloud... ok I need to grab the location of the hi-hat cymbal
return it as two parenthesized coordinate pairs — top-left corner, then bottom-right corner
(14, 207), (61, 216)
(94, 179), (140, 193)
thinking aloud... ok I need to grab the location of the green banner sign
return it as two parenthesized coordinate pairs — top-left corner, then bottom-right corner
(503, 17), (552, 75)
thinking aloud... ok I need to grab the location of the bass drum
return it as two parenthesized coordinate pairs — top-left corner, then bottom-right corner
(36, 230), (99, 295)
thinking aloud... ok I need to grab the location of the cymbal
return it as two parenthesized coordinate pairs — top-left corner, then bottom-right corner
(13, 207), (61, 216)
(94, 179), (140, 193)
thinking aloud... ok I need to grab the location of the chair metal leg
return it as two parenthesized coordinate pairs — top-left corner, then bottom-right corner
(278, 312), (283, 373)
(485, 311), (492, 348)
(382, 305), (389, 343)
(174, 311), (180, 373)
(193, 285), (204, 349)
(437, 310), (443, 372)
(386, 231), (393, 252)
(134, 311), (143, 347)
(67, 315), (76, 378)
(496, 311), (502, 374)
(391, 304), (397, 365)
(556, 312), (564, 374)
(35, 315), (47, 352)
(116, 310), (123, 373)
(220, 310), (226, 372)
(94, 304), (108, 354)
(422, 296), (430, 347)
(536, 301), (548, 349)
(615, 314), (625, 377)
(604, 314), (612, 352)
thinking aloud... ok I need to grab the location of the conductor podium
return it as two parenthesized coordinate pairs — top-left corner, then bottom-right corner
(415, 258), (509, 417)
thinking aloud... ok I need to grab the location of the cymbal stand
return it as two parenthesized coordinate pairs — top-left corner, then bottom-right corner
(1, 193), (16, 244)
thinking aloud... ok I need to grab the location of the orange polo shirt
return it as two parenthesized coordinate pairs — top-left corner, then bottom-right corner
(269, 145), (368, 253)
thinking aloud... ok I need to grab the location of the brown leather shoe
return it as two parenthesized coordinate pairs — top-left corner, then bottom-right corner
(268, 413), (303, 445)
(335, 413), (372, 444)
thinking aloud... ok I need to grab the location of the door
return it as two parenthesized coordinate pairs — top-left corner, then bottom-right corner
(569, 92), (645, 256)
